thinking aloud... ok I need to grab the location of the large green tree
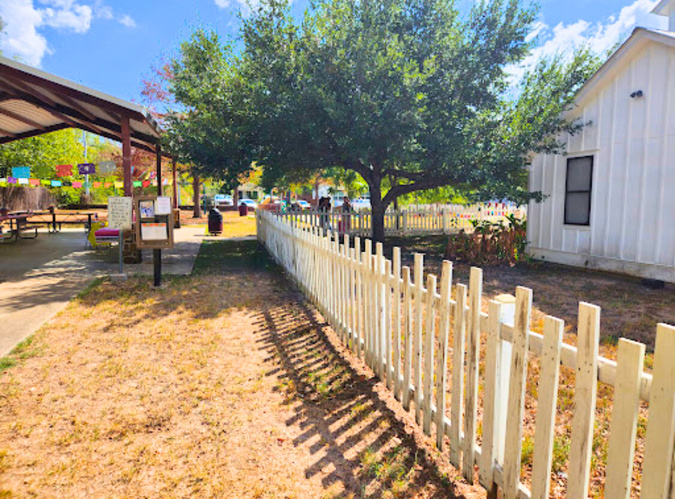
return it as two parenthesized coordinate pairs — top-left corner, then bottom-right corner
(167, 0), (600, 241)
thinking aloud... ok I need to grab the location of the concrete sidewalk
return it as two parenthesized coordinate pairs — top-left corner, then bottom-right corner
(0, 226), (204, 357)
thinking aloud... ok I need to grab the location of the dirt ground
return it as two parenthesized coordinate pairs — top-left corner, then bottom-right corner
(385, 235), (675, 353)
(0, 239), (482, 498)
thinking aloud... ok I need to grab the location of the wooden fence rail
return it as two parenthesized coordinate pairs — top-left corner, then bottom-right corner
(256, 209), (675, 499)
(275, 203), (525, 237)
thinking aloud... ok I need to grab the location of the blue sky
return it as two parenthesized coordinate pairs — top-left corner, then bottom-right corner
(0, 0), (669, 105)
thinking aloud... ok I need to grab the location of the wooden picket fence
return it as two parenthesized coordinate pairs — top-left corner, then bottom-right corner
(256, 209), (675, 499)
(276, 203), (525, 237)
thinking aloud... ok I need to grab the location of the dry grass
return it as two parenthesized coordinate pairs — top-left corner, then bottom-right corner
(0, 239), (481, 498)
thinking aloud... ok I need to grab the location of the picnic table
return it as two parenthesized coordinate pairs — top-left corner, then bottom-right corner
(27, 210), (98, 233)
(0, 212), (41, 242)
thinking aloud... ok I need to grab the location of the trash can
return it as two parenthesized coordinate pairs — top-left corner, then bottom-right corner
(208, 207), (223, 235)
(238, 203), (248, 217)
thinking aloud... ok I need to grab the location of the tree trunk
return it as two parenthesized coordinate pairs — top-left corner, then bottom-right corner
(370, 183), (386, 243)
(193, 175), (201, 218)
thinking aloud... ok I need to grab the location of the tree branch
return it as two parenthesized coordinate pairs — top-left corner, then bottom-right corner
(382, 177), (446, 207)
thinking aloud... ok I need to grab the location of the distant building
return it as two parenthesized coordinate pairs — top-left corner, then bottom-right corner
(527, 2), (675, 282)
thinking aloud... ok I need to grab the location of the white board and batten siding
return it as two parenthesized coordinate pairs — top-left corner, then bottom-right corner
(527, 29), (675, 282)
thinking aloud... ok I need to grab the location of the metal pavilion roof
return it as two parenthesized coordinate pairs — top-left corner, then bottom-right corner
(0, 55), (161, 153)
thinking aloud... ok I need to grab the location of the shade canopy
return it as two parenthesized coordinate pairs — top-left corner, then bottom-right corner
(0, 55), (161, 153)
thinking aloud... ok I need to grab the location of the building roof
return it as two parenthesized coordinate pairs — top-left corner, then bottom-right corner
(0, 55), (162, 153)
(574, 28), (675, 107)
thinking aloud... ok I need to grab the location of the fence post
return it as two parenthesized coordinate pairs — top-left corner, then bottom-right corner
(493, 293), (515, 474)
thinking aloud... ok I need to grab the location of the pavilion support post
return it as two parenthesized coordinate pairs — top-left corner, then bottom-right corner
(121, 116), (132, 196)
(172, 158), (178, 209)
(156, 144), (162, 197)
(193, 175), (201, 218)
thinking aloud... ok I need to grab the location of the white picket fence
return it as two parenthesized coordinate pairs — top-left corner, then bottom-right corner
(275, 203), (525, 237)
(257, 209), (675, 499)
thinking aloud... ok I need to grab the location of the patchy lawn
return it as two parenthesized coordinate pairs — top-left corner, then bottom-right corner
(0, 239), (481, 499)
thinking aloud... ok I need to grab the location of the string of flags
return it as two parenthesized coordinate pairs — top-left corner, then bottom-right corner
(1, 162), (173, 189)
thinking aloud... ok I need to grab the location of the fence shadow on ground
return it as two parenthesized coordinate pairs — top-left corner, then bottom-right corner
(252, 292), (471, 498)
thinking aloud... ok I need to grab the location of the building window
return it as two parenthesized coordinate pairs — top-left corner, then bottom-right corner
(564, 156), (593, 226)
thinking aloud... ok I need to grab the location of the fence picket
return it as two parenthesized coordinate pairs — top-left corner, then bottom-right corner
(414, 253), (425, 425)
(435, 261), (452, 450)
(463, 267), (483, 483)
(423, 274), (437, 436)
(641, 323), (675, 499)
(354, 237), (363, 357)
(567, 302), (601, 499)
(449, 283), (467, 469)
(393, 247), (402, 399)
(530, 316), (563, 499)
(384, 259), (392, 388)
(479, 300), (503, 489)
(605, 338), (645, 499)
(503, 287), (532, 499)
(402, 266), (413, 411)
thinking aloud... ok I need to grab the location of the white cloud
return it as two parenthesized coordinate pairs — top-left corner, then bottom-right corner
(214, 0), (262, 18)
(509, 0), (668, 84)
(119, 14), (136, 28)
(0, 0), (136, 66)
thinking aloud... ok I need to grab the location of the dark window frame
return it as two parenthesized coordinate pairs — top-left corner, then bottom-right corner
(564, 155), (593, 226)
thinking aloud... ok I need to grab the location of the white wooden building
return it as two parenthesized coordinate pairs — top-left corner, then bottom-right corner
(527, 2), (675, 282)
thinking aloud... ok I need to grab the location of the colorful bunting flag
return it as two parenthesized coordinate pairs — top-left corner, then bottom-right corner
(104, 182), (112, 188)
(56, 164), (73, 177)
(78, 163), (96, 175)
(114, 181), (124, 188)
(142, 180), (150, 188)
(29, 179), (40, 186)
(18, 178), (29, 185)
(98, 160), (116, 174)
(51, 180), (62, 187)
(12, 167), (30, 178)
(41, 180), (51, 186)
(72, 181), (83, 188)
(93, 182), (102, 188)
(133, 181), (142, 187)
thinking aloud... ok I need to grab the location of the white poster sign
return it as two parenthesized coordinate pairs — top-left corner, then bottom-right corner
(107, 196), (133, 230)
(155, 196), (172, 215)
(141, 222), (168, 241)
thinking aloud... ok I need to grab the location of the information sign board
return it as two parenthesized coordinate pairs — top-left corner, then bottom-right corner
(107, 196), (133, 230)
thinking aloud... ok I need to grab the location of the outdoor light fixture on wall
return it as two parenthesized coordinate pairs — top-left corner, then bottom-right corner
(630, 90), (644, 98)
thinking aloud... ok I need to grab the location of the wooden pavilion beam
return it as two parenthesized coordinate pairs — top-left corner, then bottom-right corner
(156, 143), (163, 196)
(172, 158), (178, 209)
(0, 124), (71, 145)
(0, 126), (17, 138)
(122, 115), (132, 196)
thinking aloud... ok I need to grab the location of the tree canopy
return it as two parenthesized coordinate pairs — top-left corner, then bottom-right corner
(165, 0), (601, 240)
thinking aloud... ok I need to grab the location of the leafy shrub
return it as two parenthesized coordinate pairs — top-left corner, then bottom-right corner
(445, 214), (527, 266)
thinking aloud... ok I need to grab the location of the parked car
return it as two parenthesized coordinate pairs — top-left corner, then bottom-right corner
(351, 197), (371, 211)
(239, 199), (257, 210)
(295, 200), (311, 210)
(214, 194), (233, 208)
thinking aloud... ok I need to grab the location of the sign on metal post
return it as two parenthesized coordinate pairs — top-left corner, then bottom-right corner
(135, 196), (175, 287)
(107, 196), (133, 277)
